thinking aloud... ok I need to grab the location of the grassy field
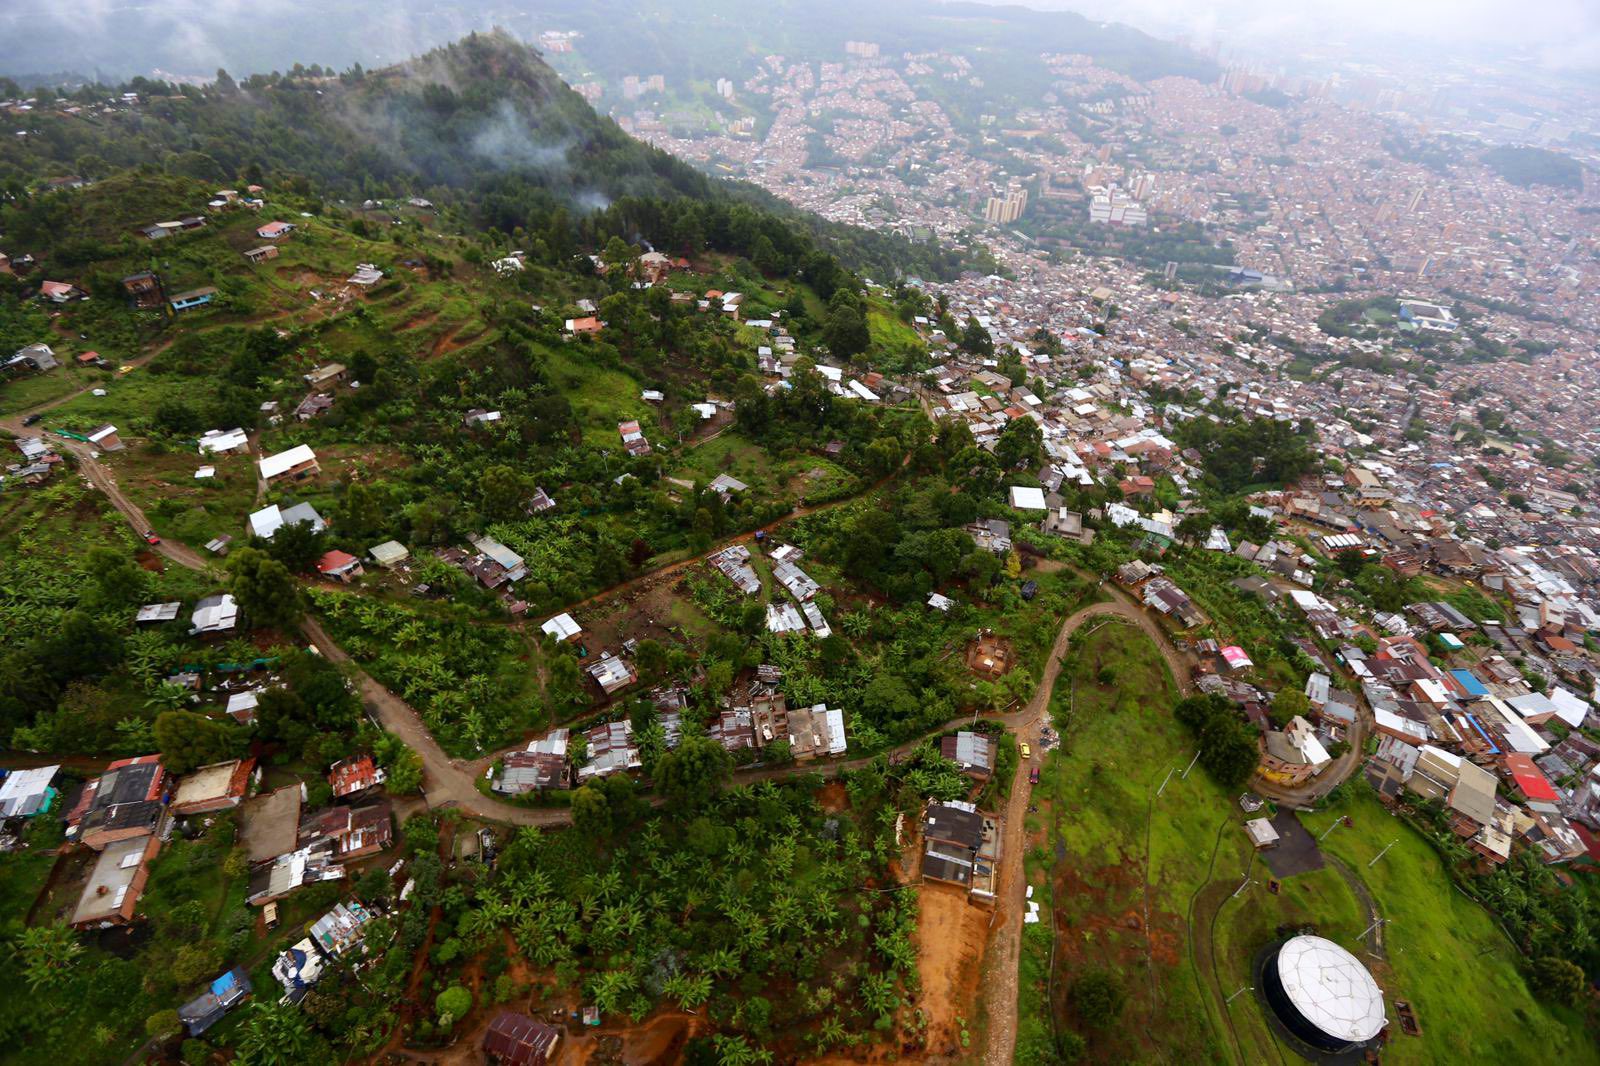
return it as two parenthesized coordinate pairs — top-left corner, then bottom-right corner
(1301, 793), (1599, 1065)
(101, 443), (259, 548)
(1017, 620), (1600, 1065)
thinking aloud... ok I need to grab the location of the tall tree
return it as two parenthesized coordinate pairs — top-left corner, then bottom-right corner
(229, 547), (302, 631)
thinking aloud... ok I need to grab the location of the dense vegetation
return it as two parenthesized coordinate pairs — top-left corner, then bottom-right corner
(1481, 145), (1585, 191)
(0, 34), (986, 283)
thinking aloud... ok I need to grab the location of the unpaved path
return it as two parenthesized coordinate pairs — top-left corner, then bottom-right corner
(977, 590), (1193, 1066)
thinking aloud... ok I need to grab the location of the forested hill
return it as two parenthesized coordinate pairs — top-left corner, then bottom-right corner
(0, 32), (989, 281)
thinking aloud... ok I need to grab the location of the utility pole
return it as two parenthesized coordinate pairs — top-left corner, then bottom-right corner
(1368, 838), (1399, 868)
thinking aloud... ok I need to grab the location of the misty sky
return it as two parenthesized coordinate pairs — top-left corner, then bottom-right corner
(1008, 0), (1600, 71)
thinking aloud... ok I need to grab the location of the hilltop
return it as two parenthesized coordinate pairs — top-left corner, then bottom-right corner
(0, 32), (989, 282)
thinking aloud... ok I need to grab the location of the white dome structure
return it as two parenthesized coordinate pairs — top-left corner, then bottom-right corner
(1263, 935), (1386, 1051)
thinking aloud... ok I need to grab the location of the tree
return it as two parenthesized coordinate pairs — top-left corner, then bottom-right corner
(1070, 970), (1125, 1028)
(1174, 694), (1260, 789)
(384, 746), (424, 795)
(153, 711), (240, 774)
(234, 1001), (317, 1066)
(479, 464), (528, 521)
(959, 316), (993, 359)
(356, 866), (393, 904)
(435, 984), (473, 1028)
(229, 547), (302, 631)
(1528, 956), (1585, 1007)
(1270, 688), (1310, 730)
(145, 1009), (182, 1039)
(85, 547), (147, 607)
(338, 481), (387, 542)
(996, 417), (1043, 471)
(821, 288), (870, 360)
(654, 735), (732, 811)
(259, 516), (326, 573)
(17, 924), (82, 991)
(571, 785), (611, 840)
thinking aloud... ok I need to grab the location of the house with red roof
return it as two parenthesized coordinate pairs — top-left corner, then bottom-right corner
(328, 755), (386, 798)
(1503, 753), (1558, 804)
(316, 550), (364, 583)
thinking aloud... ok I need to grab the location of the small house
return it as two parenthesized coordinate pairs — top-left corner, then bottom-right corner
(369, 540), (410, 569)
(86, 424), (122, 451)
(316, 550), (364, 583)
(178, 968), (251, 1036)
(4, 343), (57, 373)
(258, 444), (320, 483)
(169, 286), (218, 313)
(540, 613), (581, 643)
(190, 593), (240, 635)
(120, 271), (164, 309)
(587, 652), (637, 696)
(243, 245), (279, 264)
(328, 756), (386, 799)
(256, 221), (295, 240)
(576, 721), (641, 783)
(248, 501), (325, 540)
(347, 263), (383, 289)
(495, 730), (571, 794)
(71, 834), (161, 928)
(483, 1011), (561, 1066)
(170, 758), (256, 816)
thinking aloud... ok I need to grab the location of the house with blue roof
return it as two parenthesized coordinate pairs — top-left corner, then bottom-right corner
(178, 967), (252, 1035)
(1449, 668), (1488, 699)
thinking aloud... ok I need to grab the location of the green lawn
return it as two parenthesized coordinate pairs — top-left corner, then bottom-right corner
(102, 443), (258, 549)
(1302, 793), (1599, 1065)
(0, 362), (114, 416)
(1016, 620), (1599, 1065)
(541, 342), (652, 449)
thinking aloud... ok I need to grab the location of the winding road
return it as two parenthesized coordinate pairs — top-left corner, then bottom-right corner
(5, 377), (1367, 1061)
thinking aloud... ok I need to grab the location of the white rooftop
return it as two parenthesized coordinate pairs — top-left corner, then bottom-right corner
(1276, 935), (1386, 1044)
(541, 613), (581, 642)
(1009, 486), (1047, 511)
(258, 444), (316, 480)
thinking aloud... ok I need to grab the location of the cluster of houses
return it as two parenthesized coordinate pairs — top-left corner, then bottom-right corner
(492, 660), (848, 796)
(30, 749), (395, 937)
(704, 540), (833, 639)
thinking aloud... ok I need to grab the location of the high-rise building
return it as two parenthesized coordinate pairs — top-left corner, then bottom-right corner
(983, 186), (1028, 225)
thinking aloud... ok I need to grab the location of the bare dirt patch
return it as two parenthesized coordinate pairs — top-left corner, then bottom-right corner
(910, 880), (991, 1058)
(965, 632), (1014, 680)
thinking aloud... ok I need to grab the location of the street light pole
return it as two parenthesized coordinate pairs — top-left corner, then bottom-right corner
(1360, 916), (1390, 941)
(1226, 985), (1253, 1004)
(1232, 876), (1256, 899)
(1181, 747), (1202, 779)
(1368, 838), (1399, 868)
(1156, 767), (1175, 797)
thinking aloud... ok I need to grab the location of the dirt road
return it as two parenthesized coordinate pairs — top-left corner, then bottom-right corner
(976, 592), (1196, 1066)
(0, 412), (214, 572)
